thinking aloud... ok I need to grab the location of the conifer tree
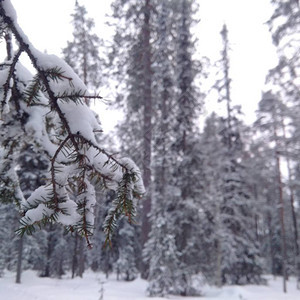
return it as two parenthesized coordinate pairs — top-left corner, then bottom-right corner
(109, 1), (203, 290)
(167, 0), (203, 295)
(62, 0), (103, 93)
(198, 113), (226, 286)
(245, 126), (281, 277)
(267, 1), (300, 287)
(254, 91), (295, 292)
(142, 1), (181, 295)
(211, 24), (263, 285)
(108, 0), (154, 277)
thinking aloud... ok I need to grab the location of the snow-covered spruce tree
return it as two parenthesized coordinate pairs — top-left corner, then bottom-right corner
(108, 0), (153, 277)
(143, 207), (180, 296)
(196, 113), (227, 286)
(195, 112), (262, 286)
(212, 24), (263, 285)
(167, 0), (203, 296)
(0, 0), (144, 251)
(142, 1), (182, 296)
(109, 0), (203, 290)
(62, 0), (104, 94)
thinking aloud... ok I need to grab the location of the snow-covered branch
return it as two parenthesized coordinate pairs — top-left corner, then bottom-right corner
(0, 0), (144, 246)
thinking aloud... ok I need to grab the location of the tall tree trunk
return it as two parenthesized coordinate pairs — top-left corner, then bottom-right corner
(83, 31), (89, 106)
(215, 198), (222, 287)
(221, 24), (232, 150)
(141, 0), (152, 278)
(15, 236), (23, 284)
(78, 236), (85, 278)
(273, 120), (287, 293)
(72, 233), (78, 279)
(281, 116), (300, 286)
(275, 150), (287, 293)
(266, 197), (276, 275)
(43, 226), (54, 277)
(252, 184), (260, 242)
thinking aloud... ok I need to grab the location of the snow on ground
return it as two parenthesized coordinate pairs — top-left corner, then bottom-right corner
(0, 270), (299, 300)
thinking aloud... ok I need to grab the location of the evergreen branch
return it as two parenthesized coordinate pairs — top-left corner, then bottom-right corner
(23, 74), (43, 106)
(1, 47), (23, 112)
(103, 172), (136, 246)
(1, 9), (133, 186)
(72, 133), (129, 172)
(0, 6), (81, 153)
(76, 196), (94, 249)
(73, 160), (94, 248)
(50, 135), (70, 210)
(16, 211), (59, 237)
(103, 198), (123, 247)
(0, 3), (143, 247)
(43, 67), (73, 83)
(56, 90), (103, 101)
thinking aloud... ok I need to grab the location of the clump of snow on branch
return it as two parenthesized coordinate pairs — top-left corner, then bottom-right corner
(58, 100), (102, 144)
(32, 49), (87, 96)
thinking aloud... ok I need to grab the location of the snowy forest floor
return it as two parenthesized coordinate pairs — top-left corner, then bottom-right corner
(0, 270), (299, 300)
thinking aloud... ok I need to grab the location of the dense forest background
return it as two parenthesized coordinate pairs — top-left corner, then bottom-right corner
(1, 0), (300, 297)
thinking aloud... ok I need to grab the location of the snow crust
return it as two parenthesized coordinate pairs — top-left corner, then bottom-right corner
(0, 271), (299, 300)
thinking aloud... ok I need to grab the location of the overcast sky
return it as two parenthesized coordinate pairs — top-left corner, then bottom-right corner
(8, 0), (278, 129)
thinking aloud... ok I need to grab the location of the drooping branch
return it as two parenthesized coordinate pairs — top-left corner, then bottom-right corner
(1, 4), (135, 176)
(0, 0), (144, 245)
